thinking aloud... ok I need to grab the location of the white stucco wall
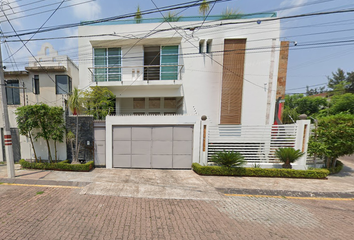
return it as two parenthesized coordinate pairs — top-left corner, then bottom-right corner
(78, 18), (281, 126)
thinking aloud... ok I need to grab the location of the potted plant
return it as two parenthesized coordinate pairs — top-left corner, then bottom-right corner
(274, 147), (305, 169)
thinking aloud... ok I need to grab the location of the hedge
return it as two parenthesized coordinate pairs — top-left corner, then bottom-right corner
(19, 159), (94, 172)
(192, 163), (330, 179)
(328, 160), (343, 175)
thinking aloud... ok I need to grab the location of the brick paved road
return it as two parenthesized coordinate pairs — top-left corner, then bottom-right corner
(0, 185), (353, 240)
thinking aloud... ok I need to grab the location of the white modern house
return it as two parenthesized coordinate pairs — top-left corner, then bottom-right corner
(78, 14), (310, 169)
(0, 43), (79, 162)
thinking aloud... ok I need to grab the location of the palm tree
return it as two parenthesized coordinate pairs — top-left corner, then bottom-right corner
(221, 7), (242, 20)
(274, 147), (305, 169)
(164, 11), (182, 22)
(68, 87), (82, 164)
(199, 0), (210, 16)
(135, 5), (142, 23)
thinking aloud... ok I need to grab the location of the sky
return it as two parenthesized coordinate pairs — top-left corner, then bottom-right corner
(1, 0), (354, 94)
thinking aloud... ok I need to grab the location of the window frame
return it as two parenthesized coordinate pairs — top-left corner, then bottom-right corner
(55, 75), (72, 95)
(93, 47), (122, 82)
(6, 80), (20, 105)
(32, 75), (40, 95)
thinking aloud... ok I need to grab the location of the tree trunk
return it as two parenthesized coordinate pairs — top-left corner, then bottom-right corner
(325, 156), (330, 169)
(332, 158), (337, 168)
(45, 139), (52, 163)
(54, 140), (57, 163)
(74, 114), (79, 163)
(29, 133), (38, 163)
(70, 140), (75, 163)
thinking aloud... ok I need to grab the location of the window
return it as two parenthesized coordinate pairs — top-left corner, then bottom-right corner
(161, 46), (179, 80)
(143, 45), (179, 81)
(94, 48), (121, 82)
(206, 40), (212, 53)
(199, 40), (204, 53)
(6, 80), (20, 105)
(55, 75), (72, 94)
(32, 75), (40, 94)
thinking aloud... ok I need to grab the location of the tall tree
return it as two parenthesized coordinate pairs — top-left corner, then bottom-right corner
(49, 107), (65, 163)
(199, 0), (210, 16)
(82, 87), (116, 120)
(327, 68), (346, 90)
(15, 105), (39, 162)
(135, 5), (142, 23)
(68, 87), (82, 164)
(164, 11), (182, 22)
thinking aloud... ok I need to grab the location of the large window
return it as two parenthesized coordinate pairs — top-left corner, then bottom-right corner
(32, 75), (40, 94)
(56, 75), (72, 94)
(143, 45), (179, 81)
(94, 48), (121, 82)
(6, 80), (20, 105)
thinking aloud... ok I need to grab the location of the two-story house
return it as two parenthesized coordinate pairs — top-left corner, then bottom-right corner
(0, 43), (79, 162)
(78, 13), (290, 169)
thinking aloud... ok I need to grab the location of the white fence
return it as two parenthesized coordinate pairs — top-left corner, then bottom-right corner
(205, 120), (311, 169)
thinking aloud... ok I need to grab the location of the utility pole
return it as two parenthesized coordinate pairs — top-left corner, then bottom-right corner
(0, 41), (15, 178)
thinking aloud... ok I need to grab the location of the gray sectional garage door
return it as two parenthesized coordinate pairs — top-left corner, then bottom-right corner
(112, 125), (193, 169)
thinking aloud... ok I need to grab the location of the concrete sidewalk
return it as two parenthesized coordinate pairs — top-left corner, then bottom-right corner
(0, 157), (353, 200)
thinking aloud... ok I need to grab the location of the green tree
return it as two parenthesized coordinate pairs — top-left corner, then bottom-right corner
(82, 86), (116, 120)
(308, 114), (354, 168)
(49, 107), (65, 163)
(68, 87), (82, 164)
(329, 93), (354, 115)
(15, 105), (39, 162)
(199, 0), (210, 16)
(327, 68), (346, 91)
(296, 96), (327, 116)
(135, 5), (142, 23)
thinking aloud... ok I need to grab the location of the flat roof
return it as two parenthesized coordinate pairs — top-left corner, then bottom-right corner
(81, 13), (277, 26)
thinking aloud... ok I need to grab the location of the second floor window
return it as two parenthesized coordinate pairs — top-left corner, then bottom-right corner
(32, 75), (40, 94)
(56, 75), (72, 94)
(94, 48), (121, 82)
(6, 80), (20, 105)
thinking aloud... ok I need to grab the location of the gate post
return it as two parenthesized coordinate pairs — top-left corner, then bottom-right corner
(294, 119), (311, 169)
(199, 116), (209, 166)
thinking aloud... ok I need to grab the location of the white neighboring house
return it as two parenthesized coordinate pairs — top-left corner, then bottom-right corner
(0, 43), (79, 162)
(78, 14), (296, 169)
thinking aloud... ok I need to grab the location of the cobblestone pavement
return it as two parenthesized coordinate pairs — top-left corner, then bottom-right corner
(1, 185), (353, 240)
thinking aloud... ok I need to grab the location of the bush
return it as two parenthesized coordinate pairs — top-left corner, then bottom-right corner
(211, 151), (245, 168)
(19, 159), (94, 172)
(192, 163), (329, 179)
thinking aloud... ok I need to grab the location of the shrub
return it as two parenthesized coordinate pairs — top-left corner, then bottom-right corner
(192, 163), (329, 179)
(274, 147), (305, 169)
(327, 160), (344, 175)
(211, 151), (245, 168)
(19, 159), (94, 172)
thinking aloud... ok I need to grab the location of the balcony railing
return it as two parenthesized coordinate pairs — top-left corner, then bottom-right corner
(89, 65), (184, 82)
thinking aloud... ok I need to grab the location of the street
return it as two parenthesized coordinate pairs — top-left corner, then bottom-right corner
(0, 184), (353, 240)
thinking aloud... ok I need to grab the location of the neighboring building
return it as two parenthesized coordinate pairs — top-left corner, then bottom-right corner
(0, 43), (79, 162)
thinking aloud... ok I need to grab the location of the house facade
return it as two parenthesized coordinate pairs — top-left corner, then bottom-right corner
(78, 13), (291, 169)
(0, 43), (79, 162)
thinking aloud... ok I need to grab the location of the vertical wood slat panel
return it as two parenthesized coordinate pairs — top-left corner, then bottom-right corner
(220, 39), (246, 125)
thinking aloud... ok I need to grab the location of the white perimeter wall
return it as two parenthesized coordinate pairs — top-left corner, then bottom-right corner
(78, 18), (281, 126)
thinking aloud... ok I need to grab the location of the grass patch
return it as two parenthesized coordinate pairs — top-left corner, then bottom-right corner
(192, 163), (330, 179)
(36, 191), (44, 195)
(19, 159), (94, 172)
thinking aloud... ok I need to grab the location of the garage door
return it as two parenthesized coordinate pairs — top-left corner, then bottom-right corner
(112, 125), (193, 169)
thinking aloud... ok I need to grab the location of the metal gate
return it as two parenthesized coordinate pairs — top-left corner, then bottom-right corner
(112, 125), (193, 169)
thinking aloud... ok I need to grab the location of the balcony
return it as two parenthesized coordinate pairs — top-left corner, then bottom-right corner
(88, 64), (184, 84)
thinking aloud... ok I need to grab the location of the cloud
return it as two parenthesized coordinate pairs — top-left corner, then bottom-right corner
(279, 0), (309, 17)
(70, 0), (102, 21)
(0, 0), (24, 29)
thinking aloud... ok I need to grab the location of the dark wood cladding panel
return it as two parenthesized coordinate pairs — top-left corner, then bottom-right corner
(220, 39), (246, 125)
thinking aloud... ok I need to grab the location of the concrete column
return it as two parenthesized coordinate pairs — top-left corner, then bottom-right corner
(294, 119), (311, 170)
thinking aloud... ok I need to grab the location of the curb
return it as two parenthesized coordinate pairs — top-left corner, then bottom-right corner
(0, 178), (91, 188)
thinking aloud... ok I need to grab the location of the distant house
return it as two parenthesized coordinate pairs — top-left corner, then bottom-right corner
(0, 43), (79, 162)
(76, 13), (293, 169)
